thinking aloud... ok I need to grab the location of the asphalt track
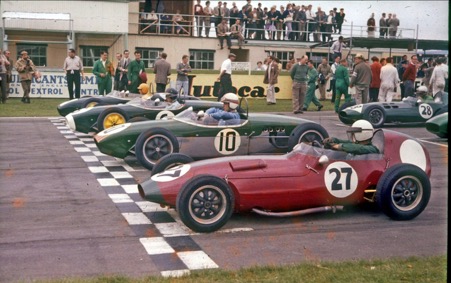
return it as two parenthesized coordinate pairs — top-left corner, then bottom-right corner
(0, 111), (447, 282)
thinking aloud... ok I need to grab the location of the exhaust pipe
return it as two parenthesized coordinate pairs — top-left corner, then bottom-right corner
(252, 206), (344, 217)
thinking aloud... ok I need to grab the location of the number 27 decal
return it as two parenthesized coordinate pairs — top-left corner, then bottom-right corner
(324, 162), (358, 198)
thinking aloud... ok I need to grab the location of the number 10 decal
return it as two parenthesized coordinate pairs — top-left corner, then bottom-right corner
(324, 162), (358, 198)
(214, 129), (241, 155)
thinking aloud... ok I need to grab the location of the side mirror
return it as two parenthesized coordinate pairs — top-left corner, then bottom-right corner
(319, 155), (329, 165)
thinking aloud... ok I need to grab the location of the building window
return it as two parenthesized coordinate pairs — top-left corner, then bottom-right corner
(189, 49), (215, 70)
(80, 46), (108, 67)
(16, 44), (47, 67)
(266, 50), (294, 70)
(136, 48), (163, 68)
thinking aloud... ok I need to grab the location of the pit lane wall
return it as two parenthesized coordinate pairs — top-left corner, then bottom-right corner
(7, 71), (423, 100)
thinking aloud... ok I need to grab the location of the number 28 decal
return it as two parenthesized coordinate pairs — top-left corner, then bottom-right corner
(214, 129), (241, 155)
(419, 103), (433, 119)
(324, 162), (358, 198)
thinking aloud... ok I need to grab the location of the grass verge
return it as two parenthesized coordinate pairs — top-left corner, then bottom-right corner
(35, 255), (446, 283)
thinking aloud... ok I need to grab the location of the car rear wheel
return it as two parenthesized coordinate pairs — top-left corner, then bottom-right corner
(82, 98), (102, 108)
(151, 153), (194, 175)
(135, 128), (179, 170)
(97, 108), (130, 131)
(376, 164), (430, 221)
(177, 175), (234, 233)
(363, 106), (386, 128)
(287, 123), (329, 151)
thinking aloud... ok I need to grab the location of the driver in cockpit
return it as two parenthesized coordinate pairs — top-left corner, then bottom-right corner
(201, 93), (241, 126)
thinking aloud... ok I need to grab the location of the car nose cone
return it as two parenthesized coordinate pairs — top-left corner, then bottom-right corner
(138, 178), (166, 204)
(66, 114), (76, 131)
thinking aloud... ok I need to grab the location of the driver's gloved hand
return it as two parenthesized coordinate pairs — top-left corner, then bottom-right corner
(322, 137), (334, 144)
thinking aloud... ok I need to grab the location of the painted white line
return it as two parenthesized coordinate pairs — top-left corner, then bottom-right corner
(84, 143), (98, 148)
(217, 227), (254, 233)
(155, 223), (190, 237)
(140, 237), (175, 255)
(177, 251), (219, 270)
(101, 160), (122, 167)
(161, 269), (190, 278)
(64, 135), (78, 139)
(92, 151), (107, 157)
(69, 140), (84, 145)
(419, 139), (448, 147)
(97, 178), (120, 186)
(109, 194), (134, 204)
(122, 212), (153, 225)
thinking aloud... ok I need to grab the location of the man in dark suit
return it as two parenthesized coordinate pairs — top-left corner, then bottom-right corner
(153, 52), (171, 93)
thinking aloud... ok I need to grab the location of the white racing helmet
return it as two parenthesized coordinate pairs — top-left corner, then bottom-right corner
(220, 93), (239, 110)
(347, 120), (374, 142)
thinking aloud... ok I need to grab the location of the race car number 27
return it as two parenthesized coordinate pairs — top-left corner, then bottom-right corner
(419, 104), (433, 119)
(324, 162), (358, 198)
(214, 129), (241, 155)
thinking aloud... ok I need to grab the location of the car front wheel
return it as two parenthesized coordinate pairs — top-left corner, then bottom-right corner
(364, 106), (386, 128)
(177, 175), (234, 233)
(135, 128), (179, 170)
(97, 108), (130, 131)
(376, 164), (431, 221)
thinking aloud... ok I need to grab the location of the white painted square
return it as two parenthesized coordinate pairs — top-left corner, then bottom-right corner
(155, 223), (190, 237)
(79, 137), (94, 142)
(122, 212), (152, 225)
(122, 185), (139, 194)
(97, 178), (120, 186)
(92, 151), (106, 157)
(60, 130), (73, 134)
(135, 201), (167, 212)
(64, 135), (78, 139)
(101, 160), (122, 167)
(139, 237), (174, 255)
(88, 166), (109, 173)
(110, 171), (133, 179)
(161, 269), (190, 278)
(81, 155), (99, 162)
(57, 126), (69, 129)
(69, 140), (84, 145)
(177, 251), (218, 270)
(74, 147), (91, 153)
(85, 143), (97, 148)
(109, 194), (134, 203)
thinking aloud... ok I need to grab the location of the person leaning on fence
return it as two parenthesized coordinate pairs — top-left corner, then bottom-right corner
(230, 19), (246, 49)
(194, 0), (204, 37)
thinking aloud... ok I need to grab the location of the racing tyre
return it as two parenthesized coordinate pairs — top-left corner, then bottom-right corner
(97, 108), (130, 131)
(135, 128), (179, 170)
(177, 175), (234, 233)
(287, 123), (329, 151)
(376, 164), (430, 221)
(82, 98), (102, 108)
(363, 106), (386, 128)
(151, 153), (194, 175)
(128, 117), (149, 123)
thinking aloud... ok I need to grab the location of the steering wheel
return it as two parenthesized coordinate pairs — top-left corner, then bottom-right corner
(312, 140), (323, 148)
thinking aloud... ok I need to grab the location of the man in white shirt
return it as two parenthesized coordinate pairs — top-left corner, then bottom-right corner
(329, 55), (340, 102)
(217, 53), (236, 101)
(379, 57), (399, 102)
(331, 36), (346, 60)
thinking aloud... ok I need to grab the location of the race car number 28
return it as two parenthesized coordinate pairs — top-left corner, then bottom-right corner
(419, 103), (433, 119)
(324, 162), (358, 198)
(214, 129), (241, 155)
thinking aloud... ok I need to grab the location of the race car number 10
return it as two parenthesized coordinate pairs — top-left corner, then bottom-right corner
(214, 129), (241, 155)
(324, 162), (358, 198)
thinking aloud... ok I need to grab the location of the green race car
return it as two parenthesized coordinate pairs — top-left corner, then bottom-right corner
(94, 107), (329, 170)
(426, 112), (448, 138)
(65, 94), (214, 134)
(339, 94), (448, 128)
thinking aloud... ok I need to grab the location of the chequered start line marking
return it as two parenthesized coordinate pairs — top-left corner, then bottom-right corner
(50, 118), (218, 277)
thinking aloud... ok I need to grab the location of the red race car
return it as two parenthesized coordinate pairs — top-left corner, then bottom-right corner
(138, 129), (432, 233)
